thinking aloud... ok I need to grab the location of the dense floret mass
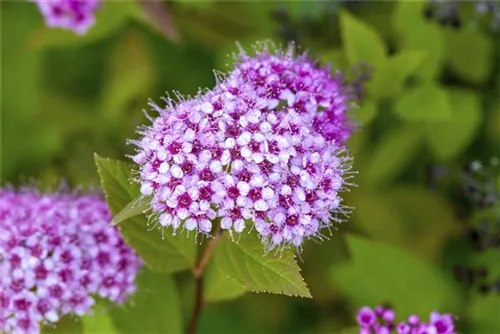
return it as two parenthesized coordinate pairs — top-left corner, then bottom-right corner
(0, 188), (141, 334)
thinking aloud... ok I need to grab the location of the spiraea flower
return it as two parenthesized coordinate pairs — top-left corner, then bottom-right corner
(131, 43), (355, 250)
(0, 188), (141, 334)
(356, 305), (457, 334)
(34, 0), (100, 35)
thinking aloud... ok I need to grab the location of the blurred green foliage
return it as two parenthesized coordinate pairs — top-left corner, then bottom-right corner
(1, 1), (499, 333)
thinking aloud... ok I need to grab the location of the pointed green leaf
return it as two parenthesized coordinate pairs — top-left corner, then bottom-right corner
(204, 261), (248, 303)
(331, 235), (459, 317)
(339, 10), (386, 68)
(111, 196), (151, 226)
(425, 89), (482, 160)
(109, 268), (182, 334)
(213, 233), (311, 298)
(353, 100), (377, 126)
(394, 85), (451, 122)
(364, 126), (422, 186)
(94, 154), (196, 273)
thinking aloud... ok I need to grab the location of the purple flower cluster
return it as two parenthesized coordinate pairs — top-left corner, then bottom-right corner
(34, 0), (100, 35)
(131, 43), (354, 249)
(0, 188), (141, 334)
(356, 305), (456, 334)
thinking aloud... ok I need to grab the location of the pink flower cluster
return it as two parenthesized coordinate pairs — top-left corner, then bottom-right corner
(356, 305), (456, 334)
(131, 44), (354, 249)
(0, 188), (141, 334)
(34, 0), (100, 35)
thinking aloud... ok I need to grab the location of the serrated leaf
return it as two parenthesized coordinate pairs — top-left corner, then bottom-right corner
(109, 268), (182, 334)
(204, 261), (248, 303)
(339, 10), (386, 68)
(444, 28), (493, 85)
(364, 126), (422, 186)
(94, 154), (196, 273)
(41, 316), (83, 334)
(370, 51), (426, 99)
(394, 85), (451, 122)
(82, 303), (116, 334)
(111, 196), (151, 226)
(213, 233), (311, 298)
(331, 235), (459, 318)
(469, 294), (500, 334)
(425, 89), (482, 160)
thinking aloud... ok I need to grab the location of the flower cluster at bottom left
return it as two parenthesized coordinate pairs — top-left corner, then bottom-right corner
(0, 188), (142, 334)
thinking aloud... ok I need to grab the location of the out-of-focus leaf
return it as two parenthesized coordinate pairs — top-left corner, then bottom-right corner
(109, 268), (182, 334)
(425, 88), (482, 160)
(214, 233), (311, 298)
(317, 49), (349, 72)
(394, 85), (451, 122)
(41, 316), (83, 334)
(136, 1), (180, 43)
(364, 126), (422, 186)
(29, 2), (143, 49)
(370, 51), (426, 98)
(353, 99), (377, 126)
(444, 28), (493, 85)
(204, 261), (248, 303)
(94, 155), (196, 273)
(339, 10), (386, 68)
(393, 1), (445, 81)
(468, 293), (500, 334)
(331, 235), (459, 318)
(82, 303), (116, 334)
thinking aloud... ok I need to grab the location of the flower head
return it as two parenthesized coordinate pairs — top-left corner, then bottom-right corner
(356, 305), (457, 334)
(131, 43), (354, 250)
(34, 0), (100, 35)
(0, 188), (141, 334)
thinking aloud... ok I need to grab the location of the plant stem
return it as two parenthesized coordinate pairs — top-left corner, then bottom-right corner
(187, 228), (221, 334)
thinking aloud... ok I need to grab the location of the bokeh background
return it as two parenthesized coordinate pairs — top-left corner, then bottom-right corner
(1, 1), (499, 333)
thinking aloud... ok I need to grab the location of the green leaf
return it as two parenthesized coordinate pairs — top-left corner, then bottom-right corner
(469, 294), (500, 334)
(339, 10), (386, 68)
(444, 28), (493, 85)
(109, 268), (182, 334)
(370, 51), (426, 99)
(204, 261), (248, 303)
(94, 154), (196, 273)
(364, 126), (422, 186)
(213, 233), (311, 298)
(393, 1), (445, 81)
(111, 196), (151, 226)
(331, 235), (459, 317)
(41, 316), (83, 334)
(82, 303), (116, 334)
(394, 85), (451, 122)
(425, 88), (482, 160)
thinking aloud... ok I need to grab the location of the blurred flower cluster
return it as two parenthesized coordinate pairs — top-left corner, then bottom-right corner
(356, 305), (456, 334)
(0, 188), (141, 334)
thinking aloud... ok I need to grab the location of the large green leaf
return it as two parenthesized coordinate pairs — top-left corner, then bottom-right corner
(364, 126), (422, 186)
(41, 316), (83, 334)
(444, 28), (493, 85)
(82, 303), (116, 334)
(425, 89), (482, 160)
(353, 99), (378, 126)
(339, 10), (386, 68)
(204, 261), (248, 303)
(394, 85), (451, 122)
(109, 268), (182, 334)
(111, 196), (151, 226)
(94, 154), (196, 273)
(331, 235), (459, 317)
(469, 293), (500, 334)
(213, 233), (311, 298)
